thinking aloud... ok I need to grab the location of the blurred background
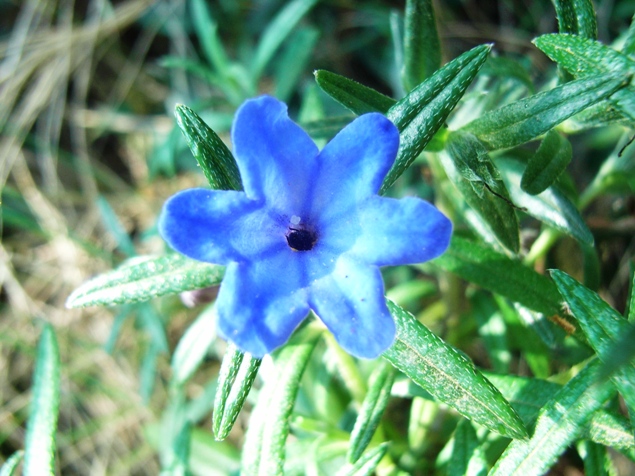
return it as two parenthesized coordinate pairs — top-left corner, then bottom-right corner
(1, 0), (634, 474)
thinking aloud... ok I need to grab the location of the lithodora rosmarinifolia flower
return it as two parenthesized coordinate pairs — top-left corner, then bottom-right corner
(159, 96), (452, 359)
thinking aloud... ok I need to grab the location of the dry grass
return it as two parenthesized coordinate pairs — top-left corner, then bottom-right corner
(0, 0), (181, 473)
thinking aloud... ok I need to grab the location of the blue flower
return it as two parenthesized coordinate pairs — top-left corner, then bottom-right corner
(159, 96), (452, 359)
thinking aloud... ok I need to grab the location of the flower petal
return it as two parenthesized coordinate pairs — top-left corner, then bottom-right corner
(309, 257), (395, 358)
(349, 195), (452, 266)
(232, 96), (319, 214)
(310, 113), (399, 222)
(159, 188), (282, 264)
(216, 255), (310, 357)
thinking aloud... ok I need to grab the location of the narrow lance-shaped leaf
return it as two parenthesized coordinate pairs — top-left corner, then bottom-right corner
(347, 362), (395, 463)
(241, 325), (321, 475)
(624, 12), (635, 57)
(550, 269), (635, 437)
(66, 254), (225, 308)
(382, 300), (527, 439)
(521, 129), (572, 195)
(337, 443), (390, 476)
(533, 34), (635, 122)
(489, 359), (617, 476)
(314, 70), (396, 115)
(443, 131), (519, 252)
(175, 105), (242, 191)
(382, 43), (491, 193)
(463, 72), (629, 150)
(402, 0), (441, 91)
(0, 451), (24, 476)
(23, 324), (60, 476)
(213, 343), (262, 441)
(446, 420), (488, 476)
(432, 236), (562, 316)
(251, 0), (318, 80)
(552, 0), (597, 39)
(498, 157), (594, 246)
(171, 304), (218, 385)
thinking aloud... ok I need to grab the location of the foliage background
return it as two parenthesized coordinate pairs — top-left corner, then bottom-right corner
(1, 0), (634, 474)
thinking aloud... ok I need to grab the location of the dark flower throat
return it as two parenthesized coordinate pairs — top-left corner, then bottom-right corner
(286, 228), (317, 251)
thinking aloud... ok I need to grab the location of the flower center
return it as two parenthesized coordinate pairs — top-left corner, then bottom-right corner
(286, 227), (317, 251)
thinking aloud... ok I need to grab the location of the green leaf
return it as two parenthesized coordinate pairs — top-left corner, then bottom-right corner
(521, 130), (572, 195)
(624, 13), (635, 57)
(337, 443), (389, 476)
(471, 292), (511, 374)
(251, 0), (318, 80)
(577, 440), (614, 476)
(476, 373), (635, 457)
(443, 132), (519, 252)
(66, 254), (224, 308)
(497, 157), (594, 246)
(23, 324), (60, 476)
(0, 451), (24, 476)
(489, 359), (616, 476)
(171, 304), (218, 385)
(241, 325), (321, 474)
(463, 72), (629, 150)
(552, 0), (597, 38)
(550, 269), (635, 437)
(189, 0), (232, 77)
(213, 344), (262, 441)
(533, 34), (635, 122)
(446, 420), (487, 476)
(174, 105), (242, 191)
(382, 44), (491, 193)
(347, 362), (395, 463)
(382, 300), (527, 439)
(275, 27), (320, 102)
(314, 70), (396, 115)
(432, 236), (562, 316)
(402, 0), (441, 91)
(96, 196), (136, 257)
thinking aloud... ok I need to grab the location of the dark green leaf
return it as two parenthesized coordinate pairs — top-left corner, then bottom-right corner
(624, 13), (635, 57)
(533, 34), (635, 122)
(498, 157), (594, 245)
(521, 130), (572, 195)
(66, 254), (224, 308)
(489, 359), (617, 476)
(550, 269), (635, 437)
(347, 362), (395, 463)
(432, 236), (562, 316)
(382, 44), (491, 193)
(314, 70), (396, 115)
(241, 325), (321, 474)
(174, 105), (242, 191)
(552, 0), (597, 38)
(444, 132), (519, 252)
(23, 324), (60, 476)
(463, 72), (629, 150)
(402, 0), (441, 91)
(383, 300), (527, 439)
(213, 344), (262, 441)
